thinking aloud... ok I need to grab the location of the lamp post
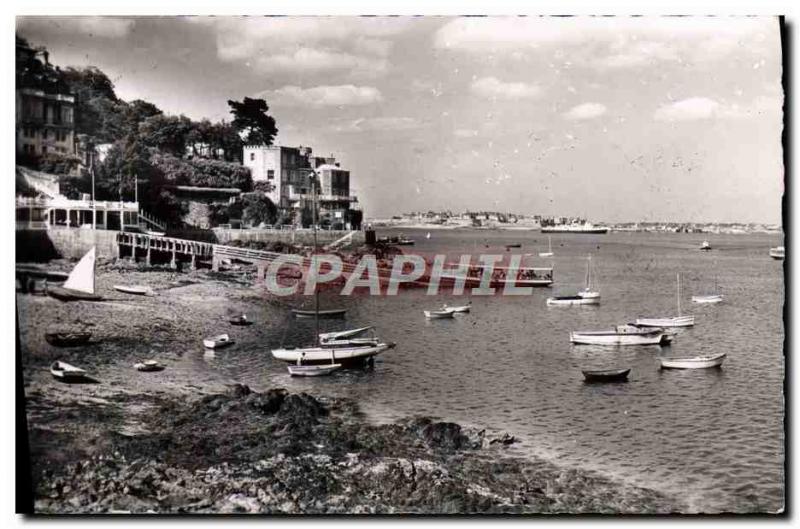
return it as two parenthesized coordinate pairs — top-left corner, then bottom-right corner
(91, 162), (96, 230)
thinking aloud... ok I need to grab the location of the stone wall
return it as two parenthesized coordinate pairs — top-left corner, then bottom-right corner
(16, 227), (120, 262)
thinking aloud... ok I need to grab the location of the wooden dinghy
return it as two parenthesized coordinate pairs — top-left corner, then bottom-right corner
(229, 314), (253, 326)
(582, 368), (631, 383)
(203, 333), (234, 349)
(113, 285), (153, 296)
(47, 247), (103, 301)
(691, 294), (723, 304)
(50, 361), (90, 381)
(287, 363), (343, 377)
(424, 309), (455, 319)
(660, 352), (726, 369)
(45, 331), (92, 347)
(134, 360), (165, 372)
(292, 308), (347, 319)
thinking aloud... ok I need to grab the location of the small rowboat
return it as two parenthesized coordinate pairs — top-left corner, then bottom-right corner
(203, 333), (234, 349)
(45, 331), (91, 347)
(287, 363), (343, 377)
(134, 360), (165, 372)
(635, 316), (695, 327)
(570, 325), (671, 346)
(292, 308), (347, 319)
(424, 309), (455, 319)
(692, 294), (723, 304)
(114, 285), (153, 296)
(582, 368), (631, 383)
(442, 302), (471, 313)
(769, 246), (785, 260)
(229, 314), (253, 326)
(660, 352), (726, 369)
(50, 361), (89, 381)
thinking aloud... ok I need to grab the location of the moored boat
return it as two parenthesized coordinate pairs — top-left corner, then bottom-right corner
(50, 361), (90, 381)
(636, 273), (695, 327)
(45, 331), (92, 347)
(272, 342), (395, 366)
(288, 363), (343, 377)
(581, 368), (631, 382)
(424, 309), (455, 319)
(203, 333), (234, 349)
(538, 236), (554, 257)
(442, 301), (471, 313)
(700, 240), (712, 251)
(541, 222), (608, 234)
(660, 352), (726, 369)
(292, 308), (347, 319)
(229, 314), (253, 326)
(769, 246), (785, 260)
(47, 247), (103, 301)
(692, 294), (723, 304)
(570, 324), (672, 346)
(547, 255), (599, 305)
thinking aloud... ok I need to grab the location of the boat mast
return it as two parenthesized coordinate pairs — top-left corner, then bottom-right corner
(676, 272), (681, 316)
(312, 170), (320, 346)
(585, 255), (591, 290)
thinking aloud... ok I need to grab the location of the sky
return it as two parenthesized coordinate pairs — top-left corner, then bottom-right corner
(16, 16), (785, 223)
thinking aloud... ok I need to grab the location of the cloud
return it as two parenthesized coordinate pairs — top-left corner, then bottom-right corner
(331, 117), (423, 133)
(654, 98), (720, 121)
(563, 102), (607, 120)
(193, 16), (411, 76)
(17, 16), (135, 38)
(266, 85), (383, 107)
(470, 77), (541, 100)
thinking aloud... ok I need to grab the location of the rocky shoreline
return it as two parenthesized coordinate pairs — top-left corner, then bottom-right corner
(19, 264), (681, 514)
(29, 384), (679, 514)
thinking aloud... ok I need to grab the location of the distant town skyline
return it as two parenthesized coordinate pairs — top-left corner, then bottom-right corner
(16, 16), (785, 224)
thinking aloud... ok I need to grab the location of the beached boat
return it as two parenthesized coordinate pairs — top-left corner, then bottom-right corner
(442, 302), (471, 313)
(541, 222), (608, 234)
(769, 246), (785, 260)
(134, 360), (165, 372)
(203, 333), (234, 349)
(547, 256), (600, 306)
(50, 361), (89, 381)
(229, 314), (253, 326)
(47, 247), (103, 301)
(114, 285), (153, 296)
(292, 308), (347, 319)
(700, 241), (712, 251)
(581, 368), (631, 382)
(288, 363), (343, 377)
(570, 324), (672, 346)
(424, 309), (455, 319)
(45, 331), (92, 347)
(692, 294), (724, 304)
(636, 273), (695, 327)
(538, 236), (554, 257)
(660, 352), (726, 369)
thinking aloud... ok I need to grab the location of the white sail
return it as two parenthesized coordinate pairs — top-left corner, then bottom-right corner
(63, 247), (96, 294)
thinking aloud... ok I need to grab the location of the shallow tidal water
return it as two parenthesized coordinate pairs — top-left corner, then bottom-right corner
(201, 229), (784, 513)
(27, 229), (783, 513)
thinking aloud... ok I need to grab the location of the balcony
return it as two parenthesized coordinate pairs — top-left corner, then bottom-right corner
(286, 187), (358, 203)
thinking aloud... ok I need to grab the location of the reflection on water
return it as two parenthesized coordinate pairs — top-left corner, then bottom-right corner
(172, 230), (782, 513)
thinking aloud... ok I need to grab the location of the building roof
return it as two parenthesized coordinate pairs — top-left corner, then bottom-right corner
(166, 185), (242, 195)
(316, 164), (347, 172)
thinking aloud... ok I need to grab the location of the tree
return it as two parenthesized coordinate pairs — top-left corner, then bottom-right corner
(227, 97), (278, 146)
(241, 192), (277, 226)
(139, 114), (195, 157)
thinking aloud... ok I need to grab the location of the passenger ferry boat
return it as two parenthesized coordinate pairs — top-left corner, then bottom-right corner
(541, 221), (608, 234)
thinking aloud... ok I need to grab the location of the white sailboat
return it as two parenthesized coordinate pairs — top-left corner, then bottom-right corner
(538, 236), (554, 257)
(692, 268), (724, 304)
(546, 255), (600, 305)
(636, 273), (695, 327)
(47, 247), (102, 301)
(271, 171), (394, 370)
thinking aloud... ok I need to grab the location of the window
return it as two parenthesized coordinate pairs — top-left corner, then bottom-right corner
(250, 153), (255, 161)
(267, 169), (275, 180)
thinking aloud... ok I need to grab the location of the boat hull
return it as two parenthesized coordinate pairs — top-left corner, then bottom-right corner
(204, 335), (234, 349)
(547, 296), (600, 306)
(582, 368), (631, 382)
(288, 364), (343, 377)
(635, 316), (695, 327)
(692, 295), (723, 304)
(769, 247), (785, 260)
(570, 331), (668, 346)
(50, 361), (89, 381)
(660, 353), (725, 369)
(114, 285), (152, 296)
(292, 309), (347, 318)
(45, 332), (92, 347)
(425, 310), (454, 319)
(272, 343), (393, 366)
(47, 286), (102, 302)
(541, 227), (608, 234)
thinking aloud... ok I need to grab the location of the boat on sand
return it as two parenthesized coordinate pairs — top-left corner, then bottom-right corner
(114, 285), (153, 296)
(50, 361), (90, 381)
(424, 309), (455, 319)
(229, 314), (253, 326)
(203, 334), (234, 349)
(292, 308), (347, 319)
(45, 331), (92, 347)
(660, 352), (726, 369)
(134, 360), (165, 372)
(47, 247), (103, 301)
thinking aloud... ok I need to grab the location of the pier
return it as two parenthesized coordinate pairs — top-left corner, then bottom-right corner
(116, 232), (214, 269)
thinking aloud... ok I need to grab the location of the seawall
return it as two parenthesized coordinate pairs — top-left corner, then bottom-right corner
(16, 227), (119, 262)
